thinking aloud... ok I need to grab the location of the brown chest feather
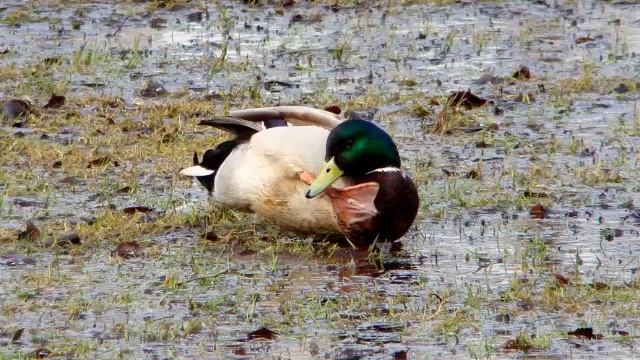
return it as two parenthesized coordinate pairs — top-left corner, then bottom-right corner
(341, 171), (419, 245)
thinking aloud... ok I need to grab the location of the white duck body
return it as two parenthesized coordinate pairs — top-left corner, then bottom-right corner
(212, 125), (348, 233)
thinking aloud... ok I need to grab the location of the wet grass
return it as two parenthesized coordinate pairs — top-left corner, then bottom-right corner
(1, 0), (640, 358)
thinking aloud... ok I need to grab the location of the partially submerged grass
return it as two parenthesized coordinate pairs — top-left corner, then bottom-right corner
(0, 7), (46, 26)
(1, 0), (640, 358)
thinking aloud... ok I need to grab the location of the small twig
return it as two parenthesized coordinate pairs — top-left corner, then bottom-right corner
(424, 292), (446, 321)
(107, 16), (128, 38)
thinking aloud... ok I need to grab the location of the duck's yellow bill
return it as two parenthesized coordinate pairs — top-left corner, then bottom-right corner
(305, 158), (344, 198)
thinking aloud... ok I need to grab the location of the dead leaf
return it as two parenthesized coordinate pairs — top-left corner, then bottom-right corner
(428, 98), (441, 106)
(44, 94), (65, 109)
(203, 231), (218, 242)
(568, 327), (603, 340)
(393, 350), (408, 360)
(512, 66), (531, 80)
(448, 90), (488, 109)
(2, 99), (32, 119)
(575, 36), (594, 44)
(552, 273), (570, 286)
(232, 346), (246, 356)
(123, 206), (153, 215)
(465, 169), (480, 179)
(18, 221), (41, 241)
(57, 232), (81, 246)
(589, 281), (610, 290)
(116, 186), (132, 194)
(11, 328), (24, 343)
(475, 141), (490, 148)
(530, 204), (547, 219)
(247, 327), (278, 340)
(112, 241), (144, 259)
(139, 80), (167, 98)
(87, 156), (111, 168)
(463, 126), (484, 133)
(324, 105), (341, 115)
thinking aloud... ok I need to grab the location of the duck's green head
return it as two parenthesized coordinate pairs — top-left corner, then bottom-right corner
(305, 119), (400, 198)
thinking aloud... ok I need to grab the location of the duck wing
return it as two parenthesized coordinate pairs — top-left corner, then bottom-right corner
(198, 117), (265, 141)
(230, 106), (343, 130)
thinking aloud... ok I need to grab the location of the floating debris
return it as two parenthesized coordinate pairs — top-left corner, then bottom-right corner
(263, 80), (295, 91)
(123, 206), (154, 215)
(113, 241), (144, 259)
(139, 80), (167, 98)
(552, 273), (570, 286)
(18, 221), (41, 241)
(57, 232), (81, 246)
(43, 94), (65, 109)
(448, 90), (489, 109)
(324, 105), (341, 114)
(11, 328), (24, 344)
(530, 204), (547, 219)
(568, 327), (603, 340)
(512, 65), (531, 80)
(247, 327), (278, 340)
(149, 17), (167, 29)
(1, 99), (32, 120)
(203, 230), (219, 242)
(87, 156), (112, 168)
(575, 36), (595, 44)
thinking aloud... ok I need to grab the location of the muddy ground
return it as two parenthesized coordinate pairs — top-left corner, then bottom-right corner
(1, 0), (640, 359)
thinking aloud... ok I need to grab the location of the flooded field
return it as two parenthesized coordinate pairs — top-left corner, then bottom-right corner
(1, 0), (640, 358)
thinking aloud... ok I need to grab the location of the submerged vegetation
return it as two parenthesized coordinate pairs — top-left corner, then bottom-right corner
(1, 0), (640, 358)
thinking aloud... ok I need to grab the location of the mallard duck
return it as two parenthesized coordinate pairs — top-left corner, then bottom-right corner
(180, 106), (418, 247)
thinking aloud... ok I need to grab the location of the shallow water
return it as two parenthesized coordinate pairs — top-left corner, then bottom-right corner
(1, 0), (640, 359)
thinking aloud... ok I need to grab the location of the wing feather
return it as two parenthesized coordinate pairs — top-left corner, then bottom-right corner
(198, 117), (264, 141)
(230, 106), (342, 129)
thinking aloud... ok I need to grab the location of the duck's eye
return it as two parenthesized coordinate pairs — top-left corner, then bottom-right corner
(345, 139), (354, 148)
